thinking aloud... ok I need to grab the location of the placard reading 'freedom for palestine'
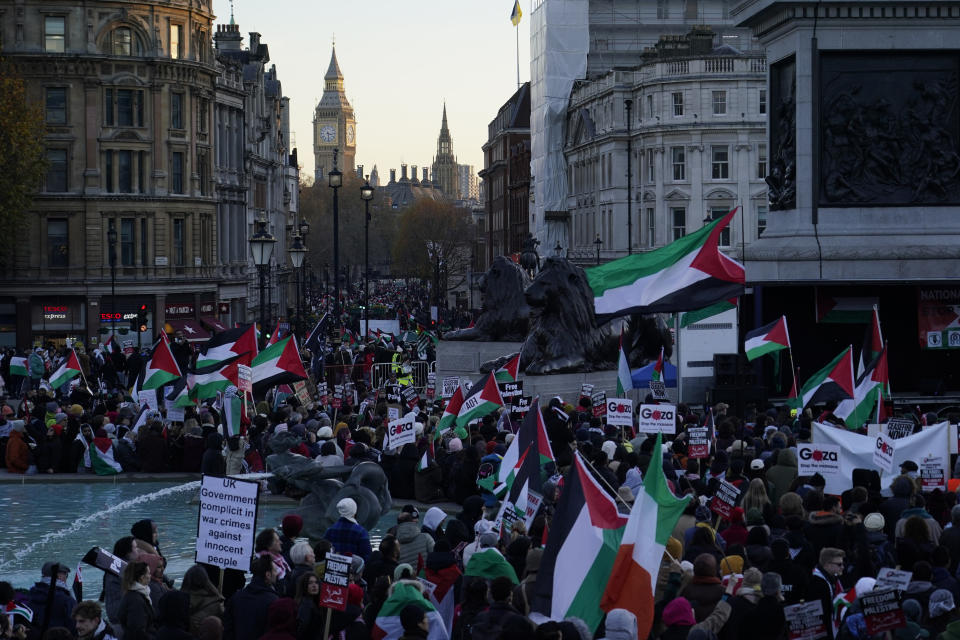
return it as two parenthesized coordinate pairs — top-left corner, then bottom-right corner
(196, 475), (260, 570)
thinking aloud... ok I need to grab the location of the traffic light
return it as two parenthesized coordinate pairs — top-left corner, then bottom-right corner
(136, 305), (148, 332)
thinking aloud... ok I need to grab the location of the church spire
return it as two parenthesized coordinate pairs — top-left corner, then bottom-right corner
(441, 102), (448, 133)
(325, 46), (343, 84)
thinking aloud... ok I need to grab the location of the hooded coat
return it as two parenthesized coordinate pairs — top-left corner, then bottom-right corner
(598, 609), (638, 640)
(201, 433), (226, 476)
(5, 428), (30, 473)
(396, 521), (435, 567)
(258, 598), (298, 640)
(765, 449), (797, 502)
(154, 591), (194, 640)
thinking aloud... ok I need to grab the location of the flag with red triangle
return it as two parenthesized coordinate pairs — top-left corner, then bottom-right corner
(651, 346), (665, 383)
(788, 346), (855, 410)
(494, 353), (521, 383)
(252, 335), (307, 393)
(49, 349), (83, 390)
(745, 316), (791, 361)
(198, 324), (258, 368)
(140, 337), (182, 390)
(437, 386), (464, 433)
(456, 373), (504, 426)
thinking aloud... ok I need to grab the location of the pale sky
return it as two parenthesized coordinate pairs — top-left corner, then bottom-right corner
(213, 0), (532, 183)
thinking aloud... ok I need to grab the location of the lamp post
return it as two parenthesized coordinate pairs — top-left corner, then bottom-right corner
(107, 222), (117, 342)
(594, 234), (603, 265)
(360, 178), (375, 337)
(299, 218), (310, 323)
(249, 217), (276, 348)
(288, 233), (306, 339)
(328, 149), (343, 325)
(426, 241), (442, 325)
(625, 98), (633, 255)
(553, 241), (563, 258)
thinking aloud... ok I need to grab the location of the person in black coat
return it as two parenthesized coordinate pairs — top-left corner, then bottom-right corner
(116, 561), (157, 640)
(154, 591), (194, 640)
(223, 556), (278, 640)
(26, 562), (76, 640)
(200, 433), (225, 476)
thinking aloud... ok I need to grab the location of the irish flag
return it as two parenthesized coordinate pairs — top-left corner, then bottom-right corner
(587, 207), (744, 319)
(49, 350), (82, 389)
(745, 316), (791, 361)
(532, 451), (628, 631)
(140, 337), (182, 390)
(494, 352), (520, 383)
(835, 348), (888, 429)
(252, 335), (307, 393)
(616, 330), (632, 397)
(600, 433), (691, 638)
(789, 346), (855, 410)
(372, 582), (449, 640)
(9, 356), (27, 377)
(455, 373), (504, 426)
(437, 386), (464, 434)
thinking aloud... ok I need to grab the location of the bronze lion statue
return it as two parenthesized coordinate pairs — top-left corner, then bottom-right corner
(482, 256), (671, 374)
(444, 255), (530, 341)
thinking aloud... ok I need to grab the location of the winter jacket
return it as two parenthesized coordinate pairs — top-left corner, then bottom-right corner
(201, 434), (226, 476)
(804, 511), (845, 556)
(137, 430), (168, 473)
(396, 521), (435, 567)
(896, 508), (944, 545)
(660, 598), (732, 640)
(880, 477), (916, 537)
(154, 591), (194, 640)
(224, 578), (279, 640)
(115, 439), (141, 472)
(679, 577), (725, 623)
(103, 572), (124, 627)
(26, 580), (77, 639)
(186, 589), (224, 637)
(765, 449), (797, 503)
(296, 598), (324, 640)
(116, 589), (157, 640)
(257, 598), (297, 640)
(5, 430), (30, 473)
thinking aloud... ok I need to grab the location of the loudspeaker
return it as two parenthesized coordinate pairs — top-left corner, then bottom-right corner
(709, 385), (767, 419)
(713, 354), (756, 387)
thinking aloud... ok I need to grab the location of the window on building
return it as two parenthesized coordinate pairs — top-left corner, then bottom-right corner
(254, 179), (266, 209)
(47, 218), (68, 267)
(671, 207), (686, 241)
(44, 17), (65, 53)
(710, 208), (731, 247)
(198, 98), (209, 133)
(757, 144), (767, 180)
(46, 149), (67, 192)
(106, 27), (142, 56)
(712, 90), (727, 115)
(117, 150), (132, 193)
(104, 151), (113, 193)
(120, 218), (135, 266)
(173, 219), (185, 266)
(646, 148), (655, 183)
(45, 87), (66, 124)
(606, 153), (612, 186)
(646, 207), (655, 247)
(671, 146), (686, 181)
(672, 92), (684, 117)
(712, 145), (729, 179)
(171, 92), (183, 129)
(170, 24), (182, 59)
(138, 151), (147, 194)
(757, 205), (768, 237)
(171, 152), (184, 194)
(657, 0), (669, 18)
(646, 94), (653, 118)
(105, 89), (144, 127)
(759, 89), (767, 115)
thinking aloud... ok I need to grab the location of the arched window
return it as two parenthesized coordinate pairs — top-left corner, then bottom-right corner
(103, 26), (143, 56)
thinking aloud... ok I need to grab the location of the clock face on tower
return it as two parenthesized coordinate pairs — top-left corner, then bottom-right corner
(346, 125), (355, 144)
(319, 125), (336, 143)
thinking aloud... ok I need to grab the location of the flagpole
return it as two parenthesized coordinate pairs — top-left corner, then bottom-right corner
(516, 22), (520, 89)
(674, 313), (683, 404)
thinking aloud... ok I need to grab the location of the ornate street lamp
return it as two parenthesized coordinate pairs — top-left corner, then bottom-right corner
(328, 149), (343, 324)
(249, 217), (276, 348)
(594, 234), (603, 265)
(288, 233), (307, 338)
(360, 178), (375, 337)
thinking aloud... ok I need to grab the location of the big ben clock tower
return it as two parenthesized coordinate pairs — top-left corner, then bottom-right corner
(313, 46), (356, 181)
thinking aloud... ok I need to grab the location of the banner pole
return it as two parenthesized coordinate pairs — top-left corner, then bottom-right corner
(675, 313), (683, 404)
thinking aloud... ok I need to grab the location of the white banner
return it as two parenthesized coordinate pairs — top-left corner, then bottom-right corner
(873, 432), (895, 474)
(636, 403), (676, 434)
(196, 475), (260, 570)
(812, 422), (950, 495)
(605, 398), (634, 427)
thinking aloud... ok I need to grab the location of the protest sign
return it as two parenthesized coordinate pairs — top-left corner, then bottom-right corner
(523, 490), (543, 529)
(592, 391), (607, 417)
(709, 479), (741, 520)
(688, 426), (710, 459)
(386, 384), (402, 405)
(401, 386), (419, 411)
(859, 588), (906, 635)
(319, 552), (351, 611)
(875, 568), (912, 591)
(387, 406), (400, 421)
(166, 406), (185, 422)
(237, 365), (253, 393)
(873, 432), (895, 473)
(797, 443), (843, 478)
(579, 383), (594, 402)
(138, 389), (159, 411)
(387, 415), (417, 450)
(441, 377), (459, 399)
(636, 403), (677, 434)
(605, 398), (634, 427)
(196, 475), (259, 570)
(784, 600), (827, 640)
(426, 372), (436, 399)
(649, 380), (668, 401)
(332, 384), (344, 409)
(292, 380), (312, 409)
(317, 381), (328, 404)
(498, 381), (524, 400)
(921, 455), (946, 491)
(511, 396), (531, 417)
(885, 418), (915, 440)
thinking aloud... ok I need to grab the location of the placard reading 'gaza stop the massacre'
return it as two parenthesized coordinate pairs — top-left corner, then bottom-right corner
(605, 398), (634, 427)
(636, 403), (677, 434)
(797, 443), (843, 478)
(387, 415), (417, 450)
(196, 475), (260, 570)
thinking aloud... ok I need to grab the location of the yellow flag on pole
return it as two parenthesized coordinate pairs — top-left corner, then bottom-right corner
(510, 0), (522, 26)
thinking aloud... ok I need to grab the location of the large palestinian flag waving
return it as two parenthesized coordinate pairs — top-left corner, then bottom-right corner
(789, 346), (855, 410)
(745, 316), (791, 362)
(587, 207), (744, 319)
(140, 337), (182, 390)
(252, 335), (307, 393)
(188, 353), (246, 402)
(197, 324), (258, 368)
(49, 349), (82, 389)
(455, 373), (504, 426)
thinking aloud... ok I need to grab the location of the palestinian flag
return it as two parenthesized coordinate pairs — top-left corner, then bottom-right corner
(532, 451), (628, 631)
(494, 353), (521, 383)
(265, 323), (283, 348)
(600, 433), (691, 638)
(651, 346), (665, 383)
(165, 377), (196, 408)
(88, 436), (122, 475)
(816, 291), (878, 324)
(437, 386), (464, 433)
(198, 324), (258, 368)
(464, 548), (519, 583)
(616, 330), (632, 397)
(9, 356), (27, 377)
(140, 337), (182, 390)
(587, 207), (744, 319)
(679, 297), (737, 328)
(417, 437), (435, 472)
(455, 373), (504, 427)
(422, 563), (461, 636)
(858, 306), (884, 380)
(188, 353), (245, 402)
(223, 394), (244, 437)
(788, 346), (855, 410)
(745, 316), (791, 362)
(495, 399), (555, 491)
(5, 601), (33, 623)
(835, 348), (888, 429)
(102, 335), (118, 355)
(252, 335), (307, 392)
(49, 349), (82, 389)
(372, 581), (449, 640)
(72, 563), (83, 602)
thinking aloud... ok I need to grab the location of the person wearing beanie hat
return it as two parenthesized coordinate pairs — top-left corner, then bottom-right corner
(278, 514), (303, 565)
(322, 498), (371, 560)
(898, 598), (931, 640)
(399, 603), (429, 638)
(69, 404), (83, 417)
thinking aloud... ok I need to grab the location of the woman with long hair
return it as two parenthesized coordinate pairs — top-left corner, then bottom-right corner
(294, 573), (323, 640)
(179, 564), (224, 637)
(116, 561), (156, 640)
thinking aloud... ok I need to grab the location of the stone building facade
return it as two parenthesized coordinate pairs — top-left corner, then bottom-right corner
(431, 105), (459, 199)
